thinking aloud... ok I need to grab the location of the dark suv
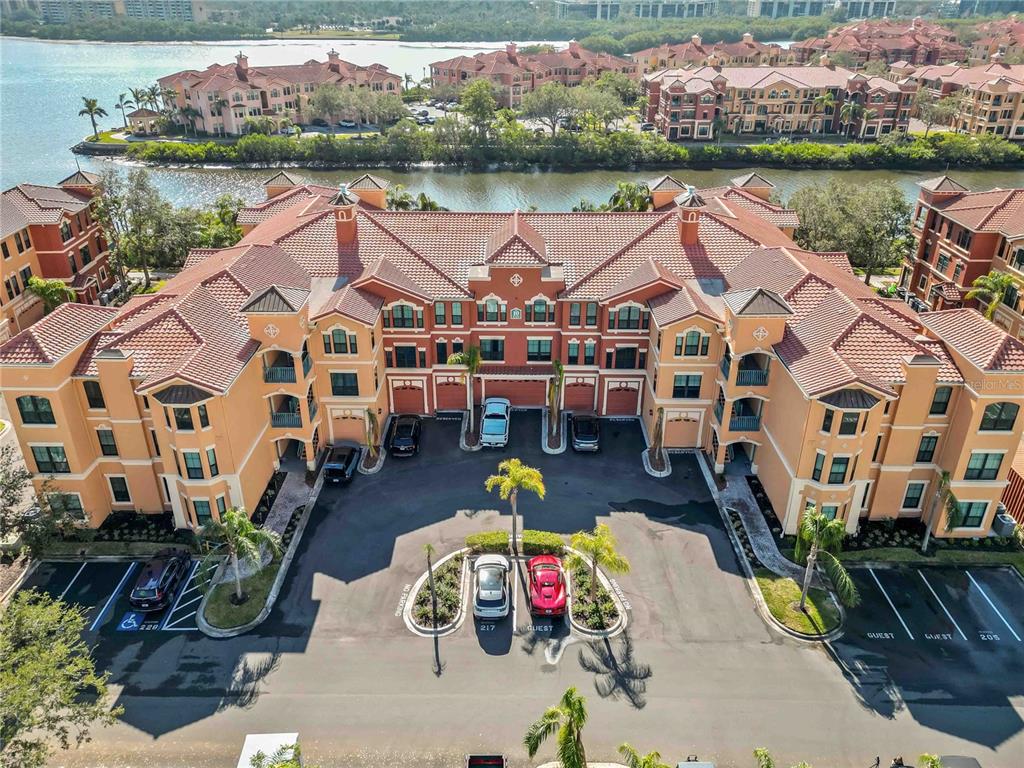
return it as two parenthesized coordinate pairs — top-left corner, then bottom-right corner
(129, 549), (190, 612)
(390, 415), (422, 457)
(571, 413), (600, 452)
(324, 445), (361, 484)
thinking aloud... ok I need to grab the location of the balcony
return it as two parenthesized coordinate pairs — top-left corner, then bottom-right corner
(302, 354), (313, 378)
(729, 414), (761, 432)
(714, 400), (724, 423)
(271, 411), (302, 428)
(308, 401), (319, 421)
(263, 365), (297, 383)
(736, 368), (769, 387)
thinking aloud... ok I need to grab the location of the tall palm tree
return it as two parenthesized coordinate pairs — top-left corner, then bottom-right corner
(524, 687), (588, 768)
(839, 100), (863, 138)
(618, 743), (671, 768)
(387, 184), (417, 210)
(179, 106), (201, 136)
(649, 406), (665, 457)
(78, 97), (108, 141)
(813, 91), (835, 134)
(795, 506), (859, 611)
(548, 359), (565, 439)
(858, 107), (879, 140)
(423, 543), (438, 627)
(967, 270), (1022, 320)
(115, 93), (134, 128)
(485, 458), (546, 553)
(365, 410), (380, 460)
(447, 345), (482, 433)
(129, 87), (149, 113)
(921, 470), (962, 553)
(566, 523), (630, 604)
(200, 507), (281, 605)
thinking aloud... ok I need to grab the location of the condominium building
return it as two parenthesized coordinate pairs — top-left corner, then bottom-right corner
(2, 171), (1022, 542)
(431, 42), (638, 109)
(967, 16), (1024, 64)
(158, 51), (402, 137)
(0, 171), (114, 343)
(642, 62), (913, 140)
(901, 176), (1024, 338)
(631, 33), (794, 73)
(36, 0), (198, 23)
(554, 0), (718, 19)
(838, 0), (896, 17)
(792, 17), (968, 67)
(747, 1), (828, 17)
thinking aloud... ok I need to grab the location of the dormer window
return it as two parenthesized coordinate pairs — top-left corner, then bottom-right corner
(676, 330), (710, 357)
(323, 326), (358, 355)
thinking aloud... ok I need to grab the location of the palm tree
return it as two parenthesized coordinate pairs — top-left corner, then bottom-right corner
(365, 410), (380, 460)
(387, 184), (417, 210)
(78, 97), (108, 141)
(967, 270), (1022, 320)
(524, 687), (588, 768)
(548, 359), (565, 439)
(129, 87), (149, 113)
(485, 458), (546, 554)
(921, 470), (962, 553)
(199, 507), (281, 605)
(813, 91), (835, 133)
(447, 345), (482, 433)
(618, 743), (671, 768)
(423, 543), (438, 627)
(115, 93), (134, 128)
(415, 192), (448, 211)
(795, 506), (859, 612)
(179, 106), (201, 136)
(145, 85), (162, 111)
(607, 181), (652, 211)
(650, 406), (665, 457)
(839, 100), (864, 138)
(566, 523), (630, 604)
(858, 107), (879, 140)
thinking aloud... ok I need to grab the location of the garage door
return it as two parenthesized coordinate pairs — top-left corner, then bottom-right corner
(664, 409), (702, 447)
(564, 380), (596, 412)
(483, 379), (547, 407)
(435, 376), (467, 411)
(604, 380), (641, 416)
(392, 380), (427, 414)
(331, 409), (365, 443)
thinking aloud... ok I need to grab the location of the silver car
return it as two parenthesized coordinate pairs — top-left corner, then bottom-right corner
(480, 397), (511, 448)
(472, 554), (510, 620)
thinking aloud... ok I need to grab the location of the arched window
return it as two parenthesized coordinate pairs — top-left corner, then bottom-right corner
(676, 330), (710, 356)
(525, 298), (552, 323)
(980, 401), (1019, 431)
(391, 304), (415, 328)
(16, 395), (54, 424)
(609, 304), (647, 330)
(322, 326), (357, 355)
(478, 298), (506, 323)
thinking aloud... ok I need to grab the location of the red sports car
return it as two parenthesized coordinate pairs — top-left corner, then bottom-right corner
(527, 555), (567, 616)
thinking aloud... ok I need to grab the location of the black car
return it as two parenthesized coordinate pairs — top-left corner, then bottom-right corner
(129, 549), (190, 612)
(324, 445), (361, 484)
(390, 414), (422, 457)
(571, 413), (600, 452)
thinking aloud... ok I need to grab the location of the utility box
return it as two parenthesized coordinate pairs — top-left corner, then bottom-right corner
(992, 511), (1017, 537)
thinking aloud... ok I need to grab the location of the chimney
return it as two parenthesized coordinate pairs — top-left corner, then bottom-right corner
(506, 41), (518, 64)
(568, 39), (581, 57)
(332, 184), (358, 244)
(691, 34), (702, 48)
(327, 48), (341, 73)
(235, 51), (248, 74)
(820, 53), (832, 68)
(675, 185), (705, 246)
(742, 32), (753, 44)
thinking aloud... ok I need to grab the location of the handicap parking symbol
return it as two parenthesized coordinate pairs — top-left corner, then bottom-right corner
(117, 611), (143, 632)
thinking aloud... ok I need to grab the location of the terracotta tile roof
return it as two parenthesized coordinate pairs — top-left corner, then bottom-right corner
(922, 309), (1024, 372)
(648, 175), (686, 192)
(349, 173), (390, 190)
(933, 188), (1024, 236)
(484, 210), (548, 264)
(311, 284), (383, 324)
(1, 183), (90, 237)
(263, 171), (301, 187)
(0, 304), (117, 365)
(731, 172), (775, 189)
(603, 257), (682, 301)
(648, 283), (721, 326)
(58, 171), (99, 187)
(722, 288), (793, 316)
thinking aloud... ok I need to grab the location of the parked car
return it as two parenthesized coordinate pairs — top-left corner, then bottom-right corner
(473, 554), (511, 619)
(390, 414), (422, 457)
(640, 122), (656, 132)
(570, 413), (600, 452)
(480, 398), (511, 447)
(311, 117), (328, 127)
(338, 120), (357, 128)
(418, 109), (429, 117)
(527, 555), (567, 616)
(324, 445), (361, 484)
(129, 549), (190, 612)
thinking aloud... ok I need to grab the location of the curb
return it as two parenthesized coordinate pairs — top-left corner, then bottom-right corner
(403, 547), (470, 638)
(641, 448), (672, 478)
(541, 410), (567, 455)
(357, 416), (392, 475)
(0, 558), (36, 605)
(459, 410), (482, 452)
(566, 547), (628, 640)
(197, 473), (324, 638)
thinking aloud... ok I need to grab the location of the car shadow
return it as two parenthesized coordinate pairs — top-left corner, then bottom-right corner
(474, 615), (513, 655)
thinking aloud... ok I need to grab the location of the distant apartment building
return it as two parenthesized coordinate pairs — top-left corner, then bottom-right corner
(431, 42), (638, 109)
(968, 17), (1024, 64)
(955, 1), (1024, 14)
(792, 17), (968, 67)
(902, 176), (1024, 338)
(642, 62), (913, 140)
(158, 51), (402, 137)
(631, 33), (795, 73)
(747, 1), (828, 17)
(893, 61), (1024, 140)
(36, 0), (199, 22)
(0, 171), (115, 342)
(838, 0), (896, 17)
(554, 0), (717, 19)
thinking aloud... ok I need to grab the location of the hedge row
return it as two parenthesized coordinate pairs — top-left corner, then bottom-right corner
(464, 529), (565, 555)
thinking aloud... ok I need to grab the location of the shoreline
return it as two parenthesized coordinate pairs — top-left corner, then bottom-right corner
(0, 34), (557, 48)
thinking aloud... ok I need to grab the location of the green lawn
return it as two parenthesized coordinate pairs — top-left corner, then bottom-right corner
(92, 129), (128, 144)
(839, 547), (1024, 578)
(754, 568), (841, 636)
(203, 559), (280, 629)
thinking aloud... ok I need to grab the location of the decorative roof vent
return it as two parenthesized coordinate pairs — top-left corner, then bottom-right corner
(331, 183), (359, 207)
(676, 185), (706, 209)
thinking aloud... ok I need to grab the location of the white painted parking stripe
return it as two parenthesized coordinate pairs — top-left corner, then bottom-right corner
(918, 570), (967, 641)
(160, 561), (199, 630)
(58, 562), (87, 600)
(89, 562), (137, 632)
(966, 570), (1021, 642)
(869, 568), (915, 640)
(163, 610), (197, 630)
(172, 593), (203, 611)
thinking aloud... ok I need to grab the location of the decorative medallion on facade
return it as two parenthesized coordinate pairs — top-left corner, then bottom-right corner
(264, 323), (280, 338)
(753, 326), (769, 341)
(510, 273), (523, 287)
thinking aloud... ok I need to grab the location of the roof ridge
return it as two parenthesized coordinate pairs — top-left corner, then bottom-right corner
(567, 211), (677, 294)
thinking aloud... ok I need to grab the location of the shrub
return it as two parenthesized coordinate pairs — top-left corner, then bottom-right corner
(522, 529), (565, 555)
(465, 530), (509, 554)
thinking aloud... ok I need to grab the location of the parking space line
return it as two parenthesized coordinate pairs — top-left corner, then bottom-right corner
(160, 560), (199, 630)
(918, 570), (967, 640)
(163, 610), (197, 630)
(967, 570), (1022, 642)
(58, 562), (87, 600)
(89, 562), (137, 632)
(869, 568), (915, 640)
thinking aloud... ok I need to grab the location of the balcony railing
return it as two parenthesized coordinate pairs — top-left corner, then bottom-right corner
(263, 365), (296, 383)
(271, 411), (302, 428)
(729, 414), (761, 432)
(736, 368), (769, 387)
(302, 354), (313, 378)
(713, 400), (724, 424)
(308, 401), (319, 421)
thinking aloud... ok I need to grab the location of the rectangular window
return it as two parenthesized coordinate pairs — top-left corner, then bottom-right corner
(827, 456), (849, 484)
(451, 302), (463, 325)
(902, 482), (926, 510)
(324, 329), (348, 354)
(821, 408), (834, 433)
(480, 339), (504, 361)
(434, 302), (445, 325)
(193, 499), (212, 527)
(394, 346), (417, 368)
(872, 434), (882, 462)
(964, 452), (1002, 480)
(955, 501), (988, 528)
(583, 342), (596, 366)
(585, 303), (597, 327)
(330, 372), (359, 396)
(50, 493), (83, 516)
(451, 340), (463, 355)
(569, 303), (581, 326)
(97, 428), (118, 457)
(916, 435), (938, 463)
(183, 451), (204, 480)
(83, 380), (105, 409)
(820, 505), (839, 520)
(174, 408), (194, 431)
(614, 347), (637, 369)
(16, 395), (54, 424)
(980, 402), (1018, 431)
(435, 340), (447, 362)
(672, 374), (701, 398)
(418, 349), (426, 368)
(838, 412), (859, 436)
(567, 341), (579, 364)
(198, 404), (209, 429)
(206, 447), (219, 477)
(31, 445), (70, 474)
(527, 339), (552, 362)
(109, 476), (131, 503)
(811, 452), (825, 482)
(216, 496), (227, 516)
(929, 386), (951, 415)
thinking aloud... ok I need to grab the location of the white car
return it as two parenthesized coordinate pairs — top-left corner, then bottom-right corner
(473, 554), (511, 620)
(480, 397), (511, 447)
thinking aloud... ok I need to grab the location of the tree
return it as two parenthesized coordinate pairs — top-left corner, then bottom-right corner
(423, 543), (438, 627)
(309, 84), (348, 125)
(129, 86), (149, 114)
(194, 194), (244, 248)
(484, 458), (546, 554)
(365, 410), (380, 460)
(370, 92), (407, 133)
(114, 92), (133, 128)
(387, 184), (416, 210)
(838, 100), (863, 138)
(618, 743), (671, 768)
(249, 743), (308, 768)
(918, 755), (943, 768)
(26, 276), (75, 312)
(812, 91), (835, 133)
(200, 507), (281, 605)
(180, 105), (201, 135)
(447, 345), (482, 433)
(521, 82), (574, 136)
(794, 506), (860, 612)
(574, 86), (628, 131)
(0, 591), (122, 767)
(589, 70), (639, 106)
(858, 107), (879, 140)
(459, 78), (497, 140)
(565, 523), (630, 604)
(548, 359), (565, 439)
(921, 470), (962, 553)
(78, 97), (107, 140)
(0, 443), (32, 542)
(914, 91), (960, 138)
(607, 181), (652, 211)
(524, 686), (588, 768)
(967, 270), (1022, 320)
(863, 59), (889, 76)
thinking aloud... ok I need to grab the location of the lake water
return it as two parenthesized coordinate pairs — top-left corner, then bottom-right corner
(2, 37), (1023, 210)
